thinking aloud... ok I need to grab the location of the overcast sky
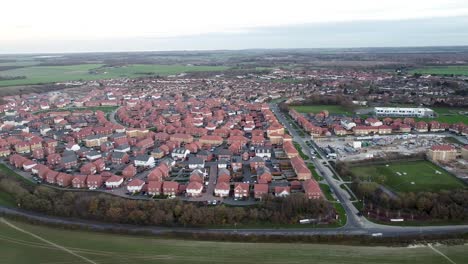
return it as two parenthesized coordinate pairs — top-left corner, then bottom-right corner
(2, 0), (468, 53)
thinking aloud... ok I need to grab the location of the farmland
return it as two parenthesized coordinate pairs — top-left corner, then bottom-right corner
(410, 65), (468, 76)
(291, 105), (352, 115)
(0, 219), (467, 264)
(350, 160), (466, 193)
(0, 64), (229, 87)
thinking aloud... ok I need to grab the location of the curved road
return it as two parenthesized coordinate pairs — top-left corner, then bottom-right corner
(1, 206), (468, 238)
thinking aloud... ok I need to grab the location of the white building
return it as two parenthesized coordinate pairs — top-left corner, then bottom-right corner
(340, 120), (356, 130)
(134, 155), (155, 167)
(374, 107), (435, 118)
(171, 148), (190, 160)
(255, 147), (272, 160)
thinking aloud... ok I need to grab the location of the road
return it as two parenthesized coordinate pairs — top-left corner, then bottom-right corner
(269, 103), (370, 229)
(1, 205), (468, 237)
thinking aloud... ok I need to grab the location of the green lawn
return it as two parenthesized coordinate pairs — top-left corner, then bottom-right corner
(350, 160), (466, 193)
(409, 65), (468, 76)
(0, 164), (35, 186)
(293, 142), (309, 159)
(2, 219), (466, 264)
(0, 64), (229, 87)
(0, 192), (16, 207)
(291, 105), (352, 115)
(416, 107), (468, 124)
(34, 106), (119, 114)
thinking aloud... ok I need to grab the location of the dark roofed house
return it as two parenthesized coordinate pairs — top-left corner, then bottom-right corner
(188, 156), (205, 169)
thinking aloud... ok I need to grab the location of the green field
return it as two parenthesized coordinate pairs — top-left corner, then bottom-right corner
(34, 106), (119, 114)
(417, 107), (468, 124)
(410, 65), (468, 76)
(291, 105), (352, 115)
(1, 219), (466, 264)
(0, 164), (35, 186)
(0, 64), (229, 87)
(351, 160), (466, 193)
(0, 192), (15, 207)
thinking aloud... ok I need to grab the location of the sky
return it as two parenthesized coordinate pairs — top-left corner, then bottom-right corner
(1, 0), (468, 53)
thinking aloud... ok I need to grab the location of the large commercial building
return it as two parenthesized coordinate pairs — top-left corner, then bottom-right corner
(374, 107), (435, 118)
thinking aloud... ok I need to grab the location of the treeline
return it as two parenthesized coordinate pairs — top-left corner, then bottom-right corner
(0, 173), (335, 227)
(336, 162), (468, 222)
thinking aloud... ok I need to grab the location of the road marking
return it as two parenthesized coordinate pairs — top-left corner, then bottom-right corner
(0, 218), (98, 264)
(428, 244), (457, 264)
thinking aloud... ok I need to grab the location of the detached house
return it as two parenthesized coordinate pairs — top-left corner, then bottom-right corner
(254, 183), (269, 199)
(214, 182), (230, 197)
(186, 181), (203, 197)
(234, 183), (250, 199)
(127, 179), (145, 193)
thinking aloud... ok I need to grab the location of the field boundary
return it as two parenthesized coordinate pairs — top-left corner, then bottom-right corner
(0, 217), (98, 264)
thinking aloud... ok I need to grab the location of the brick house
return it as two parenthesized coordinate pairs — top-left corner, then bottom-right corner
(254, 183), (269, 199)
(234, 183), (250, 199)
(214, 182), (230, 197)
(186, 181), (203, 197)
(303, 179), (323, 199)
(147, 181), (163, 196)
(56, 173), (74, 187)
(122, 164), (137, 179)
(86, 174), (103, 189)
(162, 181), (179, 197)
(72, 175), (88, 188)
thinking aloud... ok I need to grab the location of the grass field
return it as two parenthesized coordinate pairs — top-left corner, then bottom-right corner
(350, 160), (466, 193)
(1, 219), (466, 264)
(0, 164), (35, 186)
(0, 192), (15, 207)
(0, 64), (229, 87)
(291, 105), (352, 115)
(410, 65), (468, 76)
(34, 106), (119, 114)
(416, 107), (468, 124)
